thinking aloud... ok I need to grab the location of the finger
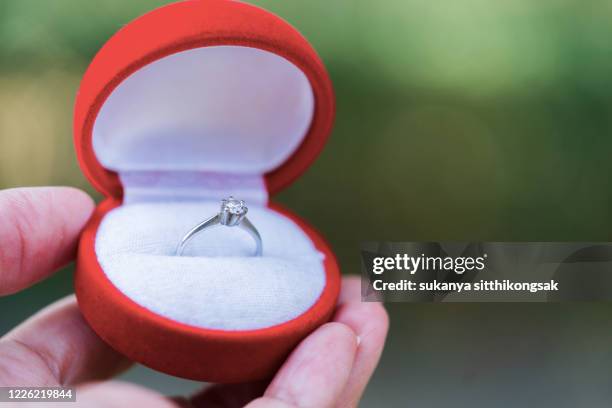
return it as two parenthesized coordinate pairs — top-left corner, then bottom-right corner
(246, 322), (358, 408)
(243, 397), (294, 408)
(0, 295), (130, 386)
(333, 276), (389, 407)
(74, 381), (179, 408)
(337, 275), (362, 305)
(0, 381), (179, 408)
(0, 187), (94, 295)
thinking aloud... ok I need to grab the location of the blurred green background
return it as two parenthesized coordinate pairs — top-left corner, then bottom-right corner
(2, 0), (612, 406)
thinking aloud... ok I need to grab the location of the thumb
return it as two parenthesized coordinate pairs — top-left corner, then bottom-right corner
(246, 322), (358, 408)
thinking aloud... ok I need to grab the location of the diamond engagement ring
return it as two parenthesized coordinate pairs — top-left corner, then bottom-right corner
(176, 197), (263, 256)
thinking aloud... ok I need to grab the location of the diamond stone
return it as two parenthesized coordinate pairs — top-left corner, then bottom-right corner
(222, 197), (247, 215)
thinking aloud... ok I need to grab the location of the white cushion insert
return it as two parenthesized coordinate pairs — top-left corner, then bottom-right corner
(95, 201), (326, 330)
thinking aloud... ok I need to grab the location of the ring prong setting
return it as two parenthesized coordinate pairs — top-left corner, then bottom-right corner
(220, 196), (248, 226)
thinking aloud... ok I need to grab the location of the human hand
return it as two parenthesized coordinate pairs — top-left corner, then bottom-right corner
(0, 187), (388, 408)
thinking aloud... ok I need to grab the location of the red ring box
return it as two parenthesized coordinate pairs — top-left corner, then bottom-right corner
(73, 0), (339, 383)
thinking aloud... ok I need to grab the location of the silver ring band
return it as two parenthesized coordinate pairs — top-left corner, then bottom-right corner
(176, 197), (262, 256)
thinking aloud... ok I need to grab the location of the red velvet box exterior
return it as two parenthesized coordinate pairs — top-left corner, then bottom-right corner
(73, 0), (340, 383)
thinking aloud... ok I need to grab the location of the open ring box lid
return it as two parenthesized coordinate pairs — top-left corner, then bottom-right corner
(73, 0), (340, 383)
